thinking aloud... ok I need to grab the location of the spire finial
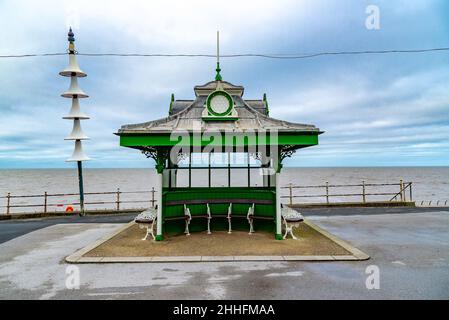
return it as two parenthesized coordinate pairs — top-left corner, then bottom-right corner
(215, 30), (222, 81)
(68, 27), (75, 43)
(68, 27), (75, 53)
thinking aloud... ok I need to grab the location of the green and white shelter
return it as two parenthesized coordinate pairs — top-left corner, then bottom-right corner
(116, 65), (322, 241)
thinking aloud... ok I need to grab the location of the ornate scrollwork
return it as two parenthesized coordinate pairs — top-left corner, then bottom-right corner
(141, 147), (158, 161)
(280, 145), (297, 161)
(142, 147), (188, 172)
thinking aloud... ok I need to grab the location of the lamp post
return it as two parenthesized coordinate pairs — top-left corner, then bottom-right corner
(60, 28), (90, 216)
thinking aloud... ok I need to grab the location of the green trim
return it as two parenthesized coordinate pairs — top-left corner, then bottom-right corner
(206, 90), (233, 117)
(263, 93), (269, 116)
(276, 162), (283, 173)
(155, 148), (168, 173)
(215, 62), (222, 81)
(163, 187), (276, 218)
(275, 234), (283, 240)
(168, 93), (174, 115)
(119, 132), (319, 148)
(155, 234), (164, 241)
(202, 117), (238, 121)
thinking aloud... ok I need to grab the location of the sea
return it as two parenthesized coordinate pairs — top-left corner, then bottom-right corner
(0, 167), (448, 213)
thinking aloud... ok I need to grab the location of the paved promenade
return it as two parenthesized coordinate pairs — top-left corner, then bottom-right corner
(0, 208), (448, 299)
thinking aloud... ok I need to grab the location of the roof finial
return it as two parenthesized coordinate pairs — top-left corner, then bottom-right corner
(68, 27), (75, 42)
(215, 30), (222, 81)
(68, 27), (75, 53)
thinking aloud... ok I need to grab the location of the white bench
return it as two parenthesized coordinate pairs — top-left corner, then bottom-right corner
(281, 204), (304, 240)
(184, 202), (255, 235)
(135, 207), (157, 241)
(183, 203), (212, 236)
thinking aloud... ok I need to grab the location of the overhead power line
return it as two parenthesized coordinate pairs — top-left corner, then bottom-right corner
(1, 47), (449, 59)
(0, 53), (67, 58)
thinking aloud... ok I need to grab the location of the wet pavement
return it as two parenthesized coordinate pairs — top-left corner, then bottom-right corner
(0, 208), (448, 299)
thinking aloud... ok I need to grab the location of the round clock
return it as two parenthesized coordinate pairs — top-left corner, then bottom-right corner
(206, 91), (233, 116)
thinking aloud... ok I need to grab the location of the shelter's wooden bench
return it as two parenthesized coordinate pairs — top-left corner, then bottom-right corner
(164, 199), (275, 235)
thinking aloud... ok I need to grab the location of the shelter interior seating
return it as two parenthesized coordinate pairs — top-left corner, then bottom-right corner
(180, 201), (264, 235)
(163, 190), (276, 236)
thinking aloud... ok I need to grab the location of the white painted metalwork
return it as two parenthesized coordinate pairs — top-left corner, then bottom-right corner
(206, 203), (212, 234)
(281, 204), (304, 240)
(247, 203), (255, 234)
(67, 140), (89, 162)
(183, 204), (192, 236)
(59, 52), (87, 77)
(135, 208), (157, 241)
(227, 203), (233, 234)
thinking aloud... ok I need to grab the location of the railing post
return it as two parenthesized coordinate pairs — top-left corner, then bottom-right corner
(289, 183), (293, 206)
(325, 181), (329, 204)
(362, 180), (366, 203)
(403, 182), (407, 202)
(399, 179), (404, 202)
(116, 188), (120, 211)
(44, 192), (47, 214)
(151, 187), (155, 208)
(6, 192), (11, 215)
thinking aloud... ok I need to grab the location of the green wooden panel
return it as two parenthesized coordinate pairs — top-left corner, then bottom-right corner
(120, 132), (319, 148)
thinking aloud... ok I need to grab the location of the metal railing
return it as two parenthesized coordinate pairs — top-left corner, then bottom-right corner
(1, 188), (156, 215)
(1, 180), (417, 214)
(281, 180), (413, 205)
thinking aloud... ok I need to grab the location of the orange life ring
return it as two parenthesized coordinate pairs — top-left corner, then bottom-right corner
(65, 206), (74, 213)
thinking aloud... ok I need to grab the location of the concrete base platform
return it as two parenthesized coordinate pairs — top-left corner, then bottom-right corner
(65, 220), (369, 263)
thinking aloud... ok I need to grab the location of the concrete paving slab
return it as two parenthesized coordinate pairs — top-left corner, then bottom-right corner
(282, 255), (335, 261)
(1, 211), (449, 299)
(332, 255), (359, 261)
(201, 256), (234, 261)
(151, 256), (202, 262)
(76, 257), (104, 263)
(232, 256), (278, 261)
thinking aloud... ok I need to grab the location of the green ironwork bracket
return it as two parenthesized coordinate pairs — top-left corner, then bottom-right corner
(155, 148), (169, 174)
(263, 93), (269, 116)
(276, 162), (283, 173)
(169, 93), (174, 115)
(215, 62), (222, 81)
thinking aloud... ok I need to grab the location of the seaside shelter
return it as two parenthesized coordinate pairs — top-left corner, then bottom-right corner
(116, 65), (322, 241)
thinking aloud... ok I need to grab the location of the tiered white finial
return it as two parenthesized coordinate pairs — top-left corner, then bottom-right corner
(60, 27), (90, 162)
(60, 28), (89, 215)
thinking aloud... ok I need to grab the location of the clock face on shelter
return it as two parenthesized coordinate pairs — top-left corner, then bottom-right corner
(206, 90), (234, 116)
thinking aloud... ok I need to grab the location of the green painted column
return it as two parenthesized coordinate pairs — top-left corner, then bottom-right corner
(275, 172), (283, 240)
(155, 172), (164, 241)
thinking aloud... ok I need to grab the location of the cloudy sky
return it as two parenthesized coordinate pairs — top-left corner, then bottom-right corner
(0, 0), (448, 168)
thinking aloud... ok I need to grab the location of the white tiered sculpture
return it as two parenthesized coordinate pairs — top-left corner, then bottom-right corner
(60, 28), (90, 216)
